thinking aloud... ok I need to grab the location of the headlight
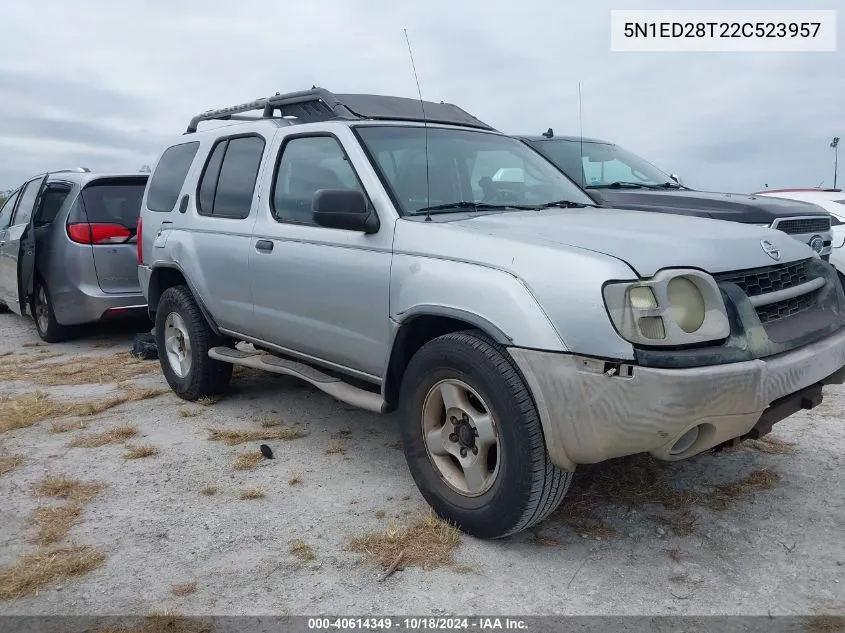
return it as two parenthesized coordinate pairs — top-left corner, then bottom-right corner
(603, 269), (730, 347)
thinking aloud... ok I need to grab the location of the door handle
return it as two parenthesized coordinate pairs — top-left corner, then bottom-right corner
(255, 240), (274, 253)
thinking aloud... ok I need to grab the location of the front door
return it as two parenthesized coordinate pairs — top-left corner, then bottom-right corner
(0, 176), (46, 314)
(248, 130), (395, 380)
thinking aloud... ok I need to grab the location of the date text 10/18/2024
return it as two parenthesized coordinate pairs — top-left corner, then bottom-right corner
(308, 617), (529, 631)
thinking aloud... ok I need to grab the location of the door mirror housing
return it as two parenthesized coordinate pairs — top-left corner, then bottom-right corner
(312, 189), (379, 233)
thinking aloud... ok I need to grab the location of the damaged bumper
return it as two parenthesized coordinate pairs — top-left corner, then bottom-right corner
(508, 325), (845, 471)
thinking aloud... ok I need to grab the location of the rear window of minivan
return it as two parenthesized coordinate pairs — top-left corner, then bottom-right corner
(74, 178), (148, 229)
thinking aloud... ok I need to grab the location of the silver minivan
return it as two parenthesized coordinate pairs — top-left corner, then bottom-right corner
(0, 169), (149, 342)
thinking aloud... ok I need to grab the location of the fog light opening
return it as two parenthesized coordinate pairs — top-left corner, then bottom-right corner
(670, 426), (700, 455)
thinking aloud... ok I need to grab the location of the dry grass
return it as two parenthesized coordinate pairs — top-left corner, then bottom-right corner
(654, 510), (698, 537)
(0, 387), (165, 434)
(0, 454), (24, 476)
(738, 435), (796, 454)
(201, 486), (217, 496)
(123, 445), (158, 460)
(708, 468), (780, 511)
(21, 341), (46, 348)
(349, 511), (461, 571)
(233, 451), (263, 470)
(238, 488), (264, 500)
(664, 547), (684, 562)
(258, 417), (280, 428)
(0, 546), (105, 600)
(288, 473), (301, 486)
(290, 539), (316, 561)
(803, 616), (845, 633)
(197, 395), (220, 406)
(33, 476), (104, 502)
(326, 439), (347, 454)
(0, 351), (157, 387)
(375, 510), (386, 519)
(179, 408), (201, 418)
(49, 420), (89, 434)
(30, 504), (83, 546)
(69, 425), (137, 448)
(208, 425), (306, 445)
(171, 581), (197, 596)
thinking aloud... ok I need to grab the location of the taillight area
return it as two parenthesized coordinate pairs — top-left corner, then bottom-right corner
(67, 222), (132, 245)
(137, 218), (144, 264)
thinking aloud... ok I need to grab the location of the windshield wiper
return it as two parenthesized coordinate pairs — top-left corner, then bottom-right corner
(536, 199), (592, 209)
(656, 181), (683, 189)
(413, 201), (537, 215)
(586, 181), (662, 190)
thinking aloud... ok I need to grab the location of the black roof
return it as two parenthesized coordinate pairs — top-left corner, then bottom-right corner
(186, 87), (495, 133)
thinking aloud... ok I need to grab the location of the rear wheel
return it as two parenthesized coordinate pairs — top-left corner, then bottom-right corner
(155, 285), (232, 400)
(398, 330), (571, 539)
(31, 278), (69, 343)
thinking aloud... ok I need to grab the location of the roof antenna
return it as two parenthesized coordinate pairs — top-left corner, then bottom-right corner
(542, 128), (554, 138)
(403, 28), (432, 221)
(578, 81), (585, 188)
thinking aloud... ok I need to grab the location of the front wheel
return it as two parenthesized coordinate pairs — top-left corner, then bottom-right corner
(398, 331), (572, 539)
(155, 285), (232, 401)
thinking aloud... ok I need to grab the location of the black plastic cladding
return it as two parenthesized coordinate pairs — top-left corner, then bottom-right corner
(185, 87), (496, 134)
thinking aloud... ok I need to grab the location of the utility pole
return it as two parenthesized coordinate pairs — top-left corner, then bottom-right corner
(832, 137), (840, 189)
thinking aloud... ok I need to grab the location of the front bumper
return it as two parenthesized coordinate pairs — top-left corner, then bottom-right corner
(508, 325), (845, 471)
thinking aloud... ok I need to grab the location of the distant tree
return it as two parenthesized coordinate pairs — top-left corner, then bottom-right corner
(0, 194), (7, 208)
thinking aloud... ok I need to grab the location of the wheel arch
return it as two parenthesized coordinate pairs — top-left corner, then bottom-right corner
(148, 264), (220, 336)
(383, 308), (511, 412)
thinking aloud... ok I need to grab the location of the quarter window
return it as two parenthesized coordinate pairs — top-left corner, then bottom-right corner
(147, 141), (200, 212)
(197, 135), (265, 219)
(272, 136), (365, 225)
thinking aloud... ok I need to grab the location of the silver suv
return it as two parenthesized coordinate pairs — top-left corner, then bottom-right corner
(138, 88), (845, 539)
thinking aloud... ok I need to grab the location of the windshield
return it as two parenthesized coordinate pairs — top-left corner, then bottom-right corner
(529, 139), (675, 189)
(355, 126), (595, 215)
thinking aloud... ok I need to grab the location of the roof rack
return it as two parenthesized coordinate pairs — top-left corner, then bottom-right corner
(185, 87), (495, 134)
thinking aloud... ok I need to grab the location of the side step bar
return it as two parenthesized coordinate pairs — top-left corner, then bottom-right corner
(208, 346), (386, 413)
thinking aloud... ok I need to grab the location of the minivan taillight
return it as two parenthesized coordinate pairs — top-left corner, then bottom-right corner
(137, 218), (144, 264)
(67, 222), (132, 245)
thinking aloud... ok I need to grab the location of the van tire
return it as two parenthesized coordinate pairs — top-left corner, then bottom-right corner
(31, 278), (69, 343)
(398, 330), (571, 539)
(155, 285), (232, 401)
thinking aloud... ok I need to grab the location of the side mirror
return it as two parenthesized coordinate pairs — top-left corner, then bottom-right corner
(312, 189), (379, 234)
(670, 173), (683, 185)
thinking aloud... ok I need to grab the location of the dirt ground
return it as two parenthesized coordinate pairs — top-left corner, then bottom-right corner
(0, 312), (843, 618)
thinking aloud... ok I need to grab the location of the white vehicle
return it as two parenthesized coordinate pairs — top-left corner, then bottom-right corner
(755, 188), (845, 282)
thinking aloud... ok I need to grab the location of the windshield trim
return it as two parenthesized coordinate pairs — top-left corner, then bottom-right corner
(353, 124), (596, 217)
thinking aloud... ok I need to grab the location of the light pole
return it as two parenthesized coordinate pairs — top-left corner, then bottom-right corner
(832, 137), (840, 189)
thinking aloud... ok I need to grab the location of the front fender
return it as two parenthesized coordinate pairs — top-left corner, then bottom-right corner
(390, 254), (566, 351)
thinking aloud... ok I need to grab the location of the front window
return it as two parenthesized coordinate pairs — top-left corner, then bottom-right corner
(356, 126), (595, 215)
(530, 139), (676, 189)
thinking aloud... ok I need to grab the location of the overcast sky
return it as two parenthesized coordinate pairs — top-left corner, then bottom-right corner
(0, 0), (842, 193)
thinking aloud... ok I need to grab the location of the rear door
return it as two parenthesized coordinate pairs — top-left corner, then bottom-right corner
(0, 188), (22, 305)
(66, 177), (148, 294)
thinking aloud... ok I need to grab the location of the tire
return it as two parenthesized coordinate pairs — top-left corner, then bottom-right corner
(31, 278), (69, 343)
(398, 330), (572, 539)
(155, 285), (232, 401)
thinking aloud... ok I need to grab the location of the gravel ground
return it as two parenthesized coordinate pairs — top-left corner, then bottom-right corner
(0, 312), (843, 618)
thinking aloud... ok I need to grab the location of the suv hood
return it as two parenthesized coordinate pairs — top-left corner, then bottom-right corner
(450, 207), (813, 277)
(587, 188), (830, 224)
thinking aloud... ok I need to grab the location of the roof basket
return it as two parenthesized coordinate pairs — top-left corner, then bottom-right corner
(185, 87), (495, 134)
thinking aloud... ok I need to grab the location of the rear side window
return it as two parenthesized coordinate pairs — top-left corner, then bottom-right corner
(147, 141), (200, 212)
(197, 135), (265, 219)
(73, 180), (147, 228)
(35, 186), (72, 226)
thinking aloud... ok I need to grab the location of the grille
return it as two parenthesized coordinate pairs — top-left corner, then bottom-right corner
(715, 259), (811, 297)
(775, 218), (831, 235)
(754, 294), (816, 324)
(715, 258), (821, 324)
